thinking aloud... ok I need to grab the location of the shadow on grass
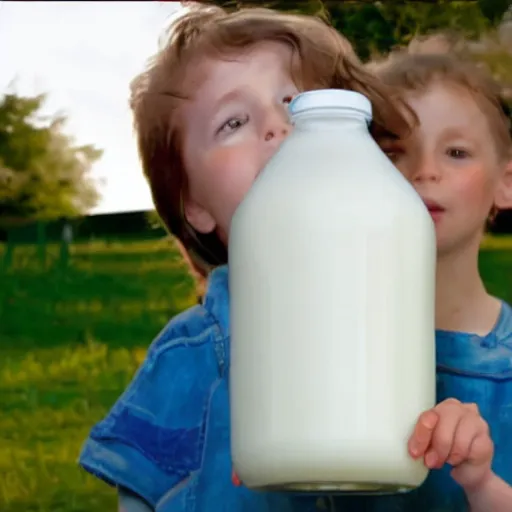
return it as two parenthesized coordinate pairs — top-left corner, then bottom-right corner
(0, 240), (197, 351)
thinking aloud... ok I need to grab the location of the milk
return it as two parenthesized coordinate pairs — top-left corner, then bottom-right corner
(229, 89), (436, 493)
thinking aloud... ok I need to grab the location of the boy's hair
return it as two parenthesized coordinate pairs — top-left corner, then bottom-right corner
(130, 2), (414, 277)
(369, 33), (512, 162)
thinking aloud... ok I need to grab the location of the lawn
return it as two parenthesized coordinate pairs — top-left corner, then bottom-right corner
(0, 238), (197, 512)
(0, 236), (511, 511)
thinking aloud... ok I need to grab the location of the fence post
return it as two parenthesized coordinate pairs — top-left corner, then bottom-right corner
(37, 221), (46, 268)
(59, 222), (73, 270)
(3, 229), (14, 270)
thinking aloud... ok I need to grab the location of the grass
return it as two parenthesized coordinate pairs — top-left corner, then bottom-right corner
(0, 235), (511, 511)
(0, 343), (143, 512)
(0, 238), (197, 512)
(0, 238), (199, 351)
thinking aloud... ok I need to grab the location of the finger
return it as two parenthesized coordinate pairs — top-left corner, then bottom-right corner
(462, 402), (480, 415)
(426, 401), (464, 469)
(446, 412), (486, 466)
(437, 397), (462, 409)
(467, 430), (494, 466)
(451, 434), (494, 489)
(408, 409), (438, 459)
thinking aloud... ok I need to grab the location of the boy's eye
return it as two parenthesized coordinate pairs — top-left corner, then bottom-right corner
(382, 146), (404, 162)
(447, 148), (470, 159)
(378, 137), (405, 163)
(218, 115), (249, 135)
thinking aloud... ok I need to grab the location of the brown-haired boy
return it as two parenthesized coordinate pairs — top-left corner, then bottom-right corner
(78, 3), (414, 511)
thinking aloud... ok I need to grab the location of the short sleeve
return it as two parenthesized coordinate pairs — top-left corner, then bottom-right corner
(78, 316), (221, 508)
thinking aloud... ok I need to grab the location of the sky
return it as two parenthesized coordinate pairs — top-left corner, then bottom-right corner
(0, 1), (183, 214)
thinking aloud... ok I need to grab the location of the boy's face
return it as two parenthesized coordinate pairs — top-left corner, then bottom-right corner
(181, 41), (298, 243)
(382, 82), (512, 257)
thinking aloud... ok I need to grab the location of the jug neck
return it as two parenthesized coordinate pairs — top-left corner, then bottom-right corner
(288, 90), (372, 131)
(291, 109), (370, 130)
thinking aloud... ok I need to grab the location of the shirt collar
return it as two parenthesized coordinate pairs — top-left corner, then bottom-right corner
(203, 265), (230, 339)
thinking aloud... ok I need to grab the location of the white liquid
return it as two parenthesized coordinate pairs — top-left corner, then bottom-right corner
(229, 90), (436, 492)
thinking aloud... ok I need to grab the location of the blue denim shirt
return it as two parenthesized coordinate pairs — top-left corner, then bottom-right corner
(79, 265), (512, 511)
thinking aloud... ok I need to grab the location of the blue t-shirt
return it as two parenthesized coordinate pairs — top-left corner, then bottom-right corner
(79, 265), (512, 511)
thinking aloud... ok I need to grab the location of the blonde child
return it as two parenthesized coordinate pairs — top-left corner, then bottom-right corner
(359, 35), (512, 511)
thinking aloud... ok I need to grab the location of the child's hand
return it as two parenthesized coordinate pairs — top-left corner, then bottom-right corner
(408, 398), (494, 491)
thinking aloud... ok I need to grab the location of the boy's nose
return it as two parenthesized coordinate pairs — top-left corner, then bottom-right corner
(264, 124), (291, 143)
(264, 107), (292, 145)
(412, 157), (442, 183)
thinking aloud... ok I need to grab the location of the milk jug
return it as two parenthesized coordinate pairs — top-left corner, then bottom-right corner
(229, 89), (436, 493)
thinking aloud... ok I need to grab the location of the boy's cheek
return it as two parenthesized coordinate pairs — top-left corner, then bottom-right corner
(452, 172), (495, 211)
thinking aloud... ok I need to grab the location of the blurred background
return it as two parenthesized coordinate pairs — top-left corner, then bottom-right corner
(1, 1), (511, 511)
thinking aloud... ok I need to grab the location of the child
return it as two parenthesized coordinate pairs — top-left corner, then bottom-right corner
(79, 4), (411, 511)
(78, 4), (500, 511)
(349, 35), (512, 511)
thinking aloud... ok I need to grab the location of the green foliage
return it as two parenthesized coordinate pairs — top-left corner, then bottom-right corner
(145, 209), (166, 231)
(474, 46), (512, 89)
(0, 92), (102, 225)
(478, 0), (512, 25)
(206, 0), (510, 60)
(336, 1), (491, 59)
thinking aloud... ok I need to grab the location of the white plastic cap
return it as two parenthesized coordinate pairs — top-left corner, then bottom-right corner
(289, 89), (372, 123)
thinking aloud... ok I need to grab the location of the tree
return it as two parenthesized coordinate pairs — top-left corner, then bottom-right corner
(478, 0), (511, 26)
(204, 0), (510, 60)
(0, 91), (102, 225)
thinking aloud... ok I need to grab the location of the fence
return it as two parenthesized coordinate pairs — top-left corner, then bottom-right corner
(0, 210), (166, 271)
(2, 208), (512, 271)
